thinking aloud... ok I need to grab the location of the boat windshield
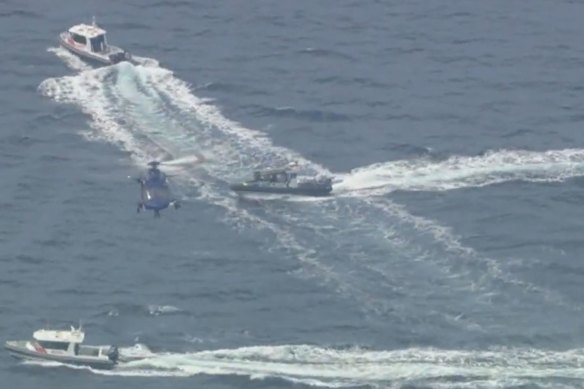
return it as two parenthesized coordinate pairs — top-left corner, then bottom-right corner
(90, 34), (106, 52)
(71, 33), (86, 45)
(38, 341), (69, 351)
(254, 172), (289, 183)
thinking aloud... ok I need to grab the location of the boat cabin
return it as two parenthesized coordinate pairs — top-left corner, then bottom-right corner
(68, 21), (108, 53)
(253, 169), (297, 184)
(32, 327), (84, 354)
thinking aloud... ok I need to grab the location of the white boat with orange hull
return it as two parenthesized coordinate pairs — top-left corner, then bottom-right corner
(59, 17), (136, 66)
(5, 326), (119, 370)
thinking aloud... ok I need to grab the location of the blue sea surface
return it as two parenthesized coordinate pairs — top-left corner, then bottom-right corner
(2, 0), (584, 388)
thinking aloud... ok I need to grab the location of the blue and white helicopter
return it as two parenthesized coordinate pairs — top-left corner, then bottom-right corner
(134, 161), (180, 217)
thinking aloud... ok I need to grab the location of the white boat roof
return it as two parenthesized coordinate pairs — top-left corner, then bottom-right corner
(33, 328), (85, 343)
(68, 23), (106, 38)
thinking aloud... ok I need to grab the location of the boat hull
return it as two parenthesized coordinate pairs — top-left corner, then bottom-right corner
(5, 341), (116, 370)
(230, 183), (332, 197)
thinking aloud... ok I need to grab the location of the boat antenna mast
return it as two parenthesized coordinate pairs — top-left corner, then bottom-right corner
(92, 15), (97, 27)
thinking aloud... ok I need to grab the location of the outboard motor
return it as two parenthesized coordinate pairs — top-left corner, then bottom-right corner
(321, 177), (333, 186)
(107, 345), (119, 363)
(315, 176), (333, 191)
(109, 52), (131, 64)
(108, 52), (124, 64)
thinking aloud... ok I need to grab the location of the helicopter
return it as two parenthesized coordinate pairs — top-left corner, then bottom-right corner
(134, 161), (180, 217)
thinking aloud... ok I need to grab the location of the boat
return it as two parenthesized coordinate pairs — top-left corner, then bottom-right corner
(4, 326), (120, 369)
(59, 17), (136, 66)
(230, 166), (333, 197)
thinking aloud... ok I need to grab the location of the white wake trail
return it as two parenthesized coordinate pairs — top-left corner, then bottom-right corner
(336, 149), (584, 196)
(47, 47), (92, 72)
(30, 344), (584, 388)
(38, 50), (582, 328)
(38, 56), (374, 312)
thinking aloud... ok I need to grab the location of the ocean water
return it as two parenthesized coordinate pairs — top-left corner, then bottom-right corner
(2, 0), (584, 388)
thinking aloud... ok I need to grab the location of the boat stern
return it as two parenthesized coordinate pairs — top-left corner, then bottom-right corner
(109, 51), (133, 64)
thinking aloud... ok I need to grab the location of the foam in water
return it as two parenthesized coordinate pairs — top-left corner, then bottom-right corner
(47, 47), (92, 72)
(40, 50), (580, 307)
(147, 304), (182, 316)
(41, 53), (371, 314)
(42, 48), (584, 194)
(38, 48), (584, 342)
(38, 53), (380, 296)
(335, 149), (584, 196)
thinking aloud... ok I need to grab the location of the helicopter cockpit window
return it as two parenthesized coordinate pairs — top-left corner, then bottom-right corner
(147, 170), (164, 182)
(146, 186), (171, 200)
